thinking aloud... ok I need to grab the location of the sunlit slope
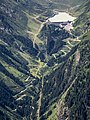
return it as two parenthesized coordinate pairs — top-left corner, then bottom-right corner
(0, 0), (90, 120)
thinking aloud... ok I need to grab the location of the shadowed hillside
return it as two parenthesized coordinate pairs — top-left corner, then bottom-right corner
(0, 0), (90, 120)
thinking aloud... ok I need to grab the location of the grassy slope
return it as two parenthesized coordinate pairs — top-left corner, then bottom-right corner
(0, 0), (47, 119)
(39, 1), (90, 119)
(0, 0), (90, 119)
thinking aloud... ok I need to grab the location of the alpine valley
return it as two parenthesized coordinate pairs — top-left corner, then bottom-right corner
(0, 0), (90, 120)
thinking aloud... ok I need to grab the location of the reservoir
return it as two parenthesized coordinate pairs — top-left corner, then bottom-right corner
(48, 12), (76, 22)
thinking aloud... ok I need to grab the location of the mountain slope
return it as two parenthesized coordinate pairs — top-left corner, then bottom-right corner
(0, 0), (90, 120)
(42, 32), (90, 120)
(38, 1), (90, 119)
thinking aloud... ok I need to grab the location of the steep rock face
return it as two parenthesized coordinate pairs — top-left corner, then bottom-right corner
(38, 23), (80, 67)
(39, 24), (70, 55)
